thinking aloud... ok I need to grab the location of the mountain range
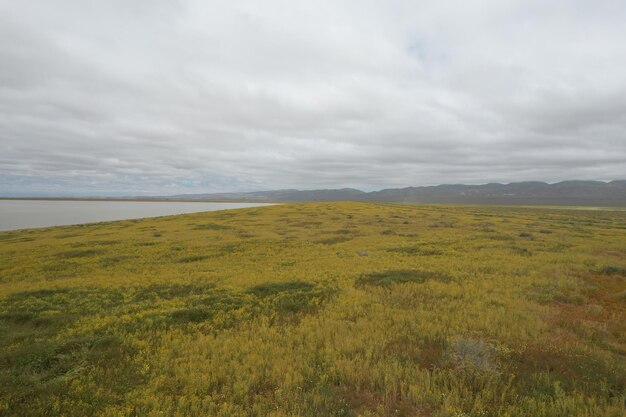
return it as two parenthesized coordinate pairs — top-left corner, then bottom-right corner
(164, 180), (626, 206)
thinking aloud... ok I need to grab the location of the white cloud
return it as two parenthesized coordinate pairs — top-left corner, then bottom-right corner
(0, 0), (625, 195)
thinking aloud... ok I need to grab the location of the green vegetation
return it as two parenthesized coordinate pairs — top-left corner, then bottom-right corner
(0, 202), (624, 416)
(356, 270), (451, 287)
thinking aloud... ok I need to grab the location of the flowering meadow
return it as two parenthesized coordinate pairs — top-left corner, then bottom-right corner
(0, 202), (624, 416)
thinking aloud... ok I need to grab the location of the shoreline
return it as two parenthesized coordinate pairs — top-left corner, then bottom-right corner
(0, 200), (277, 232)
(0, 197), (277, 203)
(1, 197), (624, 210)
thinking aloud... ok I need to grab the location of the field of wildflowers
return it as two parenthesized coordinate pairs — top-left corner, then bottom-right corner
(0, 202), (624, 416)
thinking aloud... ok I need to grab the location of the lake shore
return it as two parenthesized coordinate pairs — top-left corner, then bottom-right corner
(0, 200), (275, 231)
(0, 197), (277, 203)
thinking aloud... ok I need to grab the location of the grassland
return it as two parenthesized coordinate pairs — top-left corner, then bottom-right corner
(0, 202), (624, 417)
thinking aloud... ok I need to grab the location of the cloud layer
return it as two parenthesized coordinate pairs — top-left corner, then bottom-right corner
(1, 0), (625, 196)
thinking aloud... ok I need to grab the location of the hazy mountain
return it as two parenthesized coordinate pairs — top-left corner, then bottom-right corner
(361, 180), (626, 205)
(162, 181), (626, 206)
(170, 188), (366, 202)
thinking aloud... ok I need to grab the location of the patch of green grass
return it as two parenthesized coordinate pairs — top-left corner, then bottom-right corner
(0, 233), (18, 240)
(168, 289), (252, 328)
(55, 249), (105, 259)
(247, 281), (315, 297)
(598, 265), (626, 276)
(510, 246), (533, 256)
(0, 288), (145, 415)
(315, 236), (352, 245)
(193, 222), (232, 230)
(134, 241), (159, 246)
(170, 307), (213, 323)
(332, 229), (354, 235)
(385, 245), (442, 256)
(428, 221), (456, 228)
(356, 269), (451, 287)
(41, 261), (80, 273)
(177, 255), (210, 263)
(71, 240), (121, 247)
(133, 283), (215, 301)
(53, 233), (81, 239)
(528, 285), (586, 305)
(290, 221), (322, 228)
(99, 255), (136, 267)
(218, 243), (240, 254)
(247, 281), (335, 315)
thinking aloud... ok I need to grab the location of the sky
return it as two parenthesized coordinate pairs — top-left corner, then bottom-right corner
(1, 0), (625, 196)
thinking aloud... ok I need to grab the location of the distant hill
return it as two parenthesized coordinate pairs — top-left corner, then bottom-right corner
(170, 188), (366, 202)
(162, 180), (626, 206)
(361, 180), (626, 206)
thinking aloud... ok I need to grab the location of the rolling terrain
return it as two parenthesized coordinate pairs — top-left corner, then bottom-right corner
(165, 180), (626, 206)
(0, 202), (625, 416)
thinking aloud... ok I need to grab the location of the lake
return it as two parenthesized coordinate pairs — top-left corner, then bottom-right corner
(0, 200), (274, 231)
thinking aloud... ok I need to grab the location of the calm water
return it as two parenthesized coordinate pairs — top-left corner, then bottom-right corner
(0, 200), (274, 231)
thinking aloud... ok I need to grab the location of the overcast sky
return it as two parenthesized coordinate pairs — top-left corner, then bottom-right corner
(1, 0), (625, 196)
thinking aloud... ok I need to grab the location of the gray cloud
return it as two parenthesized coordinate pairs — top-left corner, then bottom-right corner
(1, 0), (625, 196)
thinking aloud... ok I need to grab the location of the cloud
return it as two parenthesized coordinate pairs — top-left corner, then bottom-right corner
(1, 0), (625, 195)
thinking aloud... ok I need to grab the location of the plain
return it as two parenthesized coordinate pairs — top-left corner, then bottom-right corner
(0, 202), (624, 417)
